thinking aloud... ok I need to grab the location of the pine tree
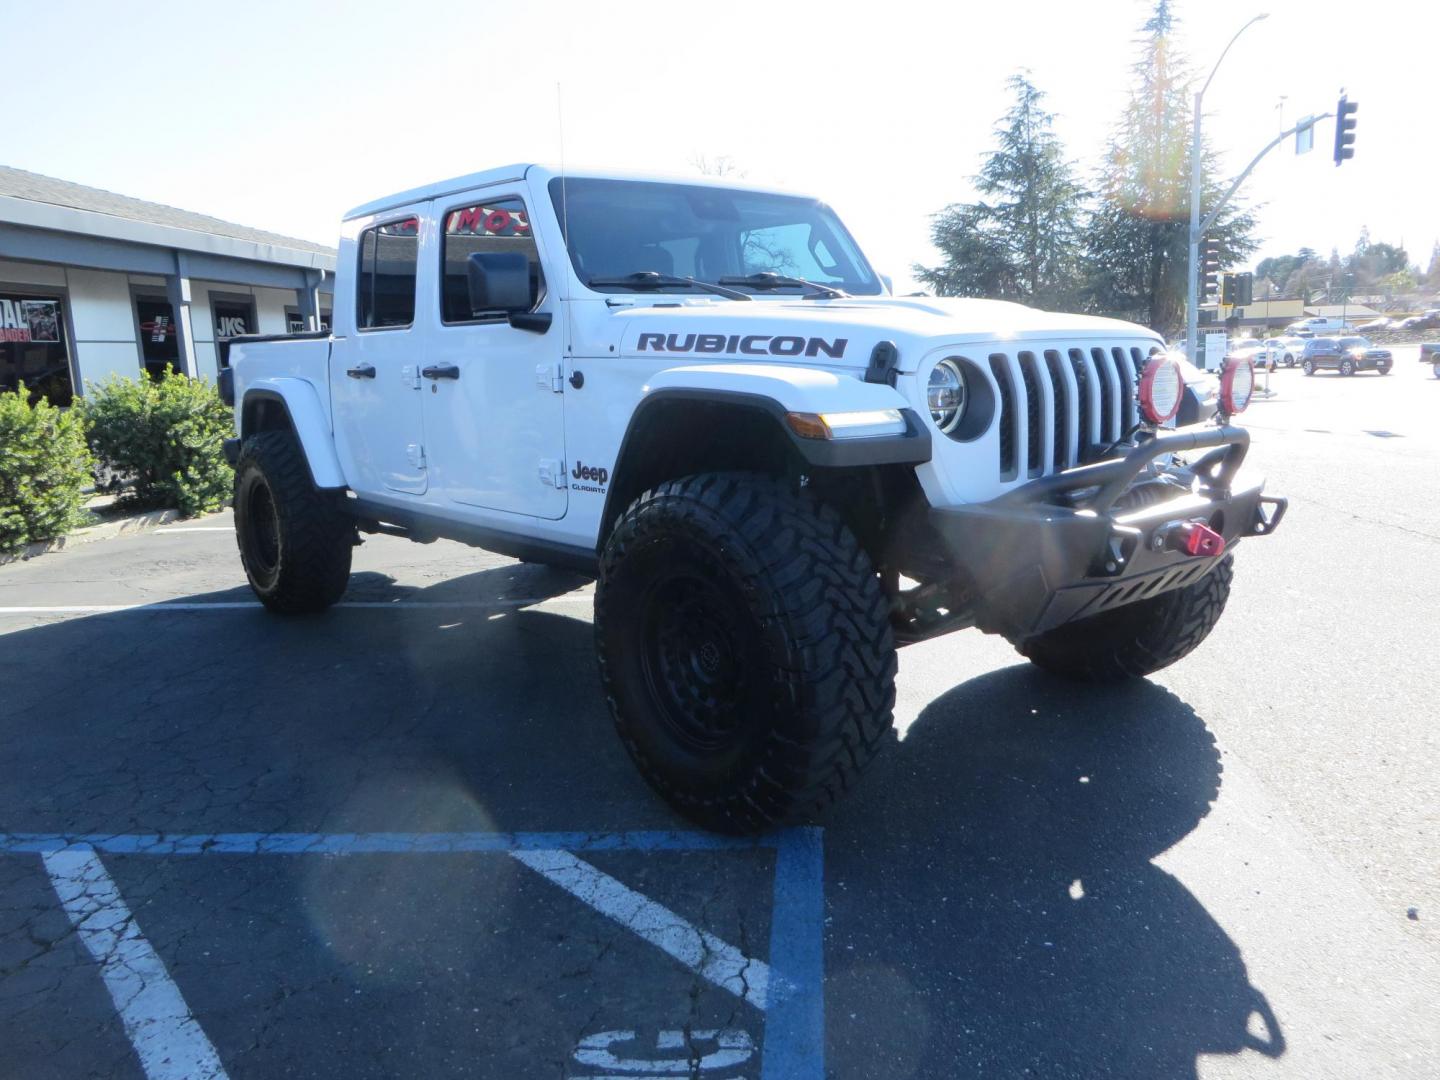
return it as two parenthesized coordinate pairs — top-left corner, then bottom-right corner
(1082, 0), (1257, 336)
(915, 73), (1086, 309)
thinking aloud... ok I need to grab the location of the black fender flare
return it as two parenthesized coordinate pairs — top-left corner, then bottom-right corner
(598, 387), (930, 538)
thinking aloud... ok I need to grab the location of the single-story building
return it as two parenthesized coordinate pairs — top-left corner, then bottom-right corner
(0, 166), (336, 406)
(1199, 297), (1304, 329)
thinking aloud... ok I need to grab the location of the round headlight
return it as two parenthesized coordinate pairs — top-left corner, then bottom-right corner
(1137, 357), (1184, 424)
(1220, 357), (1254, 414)
(928, 359), (966, 433)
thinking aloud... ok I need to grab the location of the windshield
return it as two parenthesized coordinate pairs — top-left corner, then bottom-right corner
(548, 178), (882, 295)
(1338, 337), (1369, 349)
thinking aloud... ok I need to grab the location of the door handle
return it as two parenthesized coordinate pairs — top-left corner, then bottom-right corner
(346, 363), (376, 379)
(422, 364), (461, 380)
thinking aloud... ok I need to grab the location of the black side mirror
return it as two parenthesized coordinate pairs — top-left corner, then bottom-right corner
(466, 251), (551, 334)
(467, 251), (530, 313)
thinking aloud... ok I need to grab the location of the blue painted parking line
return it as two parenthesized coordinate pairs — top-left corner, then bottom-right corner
(2, 827), (826, 1080)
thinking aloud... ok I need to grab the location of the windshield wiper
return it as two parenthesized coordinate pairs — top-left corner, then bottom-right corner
(717, 272), (849, 299)
(585, 271), (751, 301)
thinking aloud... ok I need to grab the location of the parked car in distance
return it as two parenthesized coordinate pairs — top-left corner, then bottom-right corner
(1421, 343), (1440, 379)
(1300, 336), (1392, 376)
(1353, 317), (1392, 332)
(1397, 311), (1440, 332)
(1264, 337), (1300, 367)
(1277, 336), (1308, 365)
(1230, 340), (1275, 370)
(1286, 316), (1350, 335)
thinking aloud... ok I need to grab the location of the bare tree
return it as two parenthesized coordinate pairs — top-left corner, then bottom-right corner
(690, 153), (747, 179)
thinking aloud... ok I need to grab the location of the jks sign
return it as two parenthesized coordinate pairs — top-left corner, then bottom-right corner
(0, 298), (60, 344)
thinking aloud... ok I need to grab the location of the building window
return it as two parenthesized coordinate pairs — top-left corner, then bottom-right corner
(134, 296), (181, 380)
(285, 308), (332, 334)
(0, 292), (73, 406)
(213, 298), (256, 343)
(357, 217), (419, 330)
(440, 198), (542, 323)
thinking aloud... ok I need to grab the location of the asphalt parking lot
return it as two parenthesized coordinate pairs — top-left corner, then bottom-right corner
(2, 350), (1438, 1079)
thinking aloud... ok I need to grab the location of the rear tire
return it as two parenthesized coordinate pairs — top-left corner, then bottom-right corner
(1433, 361), (1440, 379)
(1017, 556), (1234, 683)
(595, 472), (897, 833)
(234, 431), (353, 613)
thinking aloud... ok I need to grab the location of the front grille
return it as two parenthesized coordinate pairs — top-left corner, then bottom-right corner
(988, 354), (1018, 480)
(1017, 352), (1043, 477)
(1067, 348), (1094, 451)
(984, 341), (1153, 481)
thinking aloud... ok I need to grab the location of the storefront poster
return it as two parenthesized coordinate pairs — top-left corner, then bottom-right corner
(0, 293), (72, 405)
(0, 298), (60, 343)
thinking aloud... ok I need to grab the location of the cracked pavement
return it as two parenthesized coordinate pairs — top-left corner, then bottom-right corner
(2, 357), (1439, 1077)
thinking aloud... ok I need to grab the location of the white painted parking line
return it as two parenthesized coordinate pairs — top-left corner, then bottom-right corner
(10, 831), (824, 1077)
(513, 848), (776, 1010)
(42, 846), (228, 1080)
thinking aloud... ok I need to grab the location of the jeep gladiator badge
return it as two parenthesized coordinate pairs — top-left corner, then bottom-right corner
(571, 460), (609, 493)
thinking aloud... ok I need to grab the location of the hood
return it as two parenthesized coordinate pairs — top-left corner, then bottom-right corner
(594, 296), (1163, 372)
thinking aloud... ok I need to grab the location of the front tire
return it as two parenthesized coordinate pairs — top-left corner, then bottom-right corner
(595, 472), (897, 833)
(1302, 359), (1316, 376)
(1017, 556), (1234, 683)
(1339, 358), (1356, 376)
(234, 431), (353, 613)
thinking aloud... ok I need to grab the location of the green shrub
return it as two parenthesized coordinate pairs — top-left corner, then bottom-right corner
(81, 369), (234, 517)
(0, 382), (94, 553)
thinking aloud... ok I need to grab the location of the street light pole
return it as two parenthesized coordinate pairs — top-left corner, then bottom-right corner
(1186, 12), (1269, 368)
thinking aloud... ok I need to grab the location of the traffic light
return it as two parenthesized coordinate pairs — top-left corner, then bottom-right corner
(1220, 273), (1236, 306)
(1201, 239), (1222, 300)
(1235, 272), (1253, 307)
(1334, 96), (1358, 165)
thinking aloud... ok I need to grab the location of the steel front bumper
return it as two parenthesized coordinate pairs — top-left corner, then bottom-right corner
(928, 426), (1286, 641)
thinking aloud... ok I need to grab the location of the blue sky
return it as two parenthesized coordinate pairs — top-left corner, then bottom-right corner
(2, 0), (1433, 291)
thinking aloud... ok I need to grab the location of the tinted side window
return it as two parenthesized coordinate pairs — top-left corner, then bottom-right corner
(441, 198), (542, 323)
(357, 217), (419, 329)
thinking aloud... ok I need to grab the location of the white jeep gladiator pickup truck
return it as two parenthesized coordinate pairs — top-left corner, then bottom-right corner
(221, 165), (1286, 832)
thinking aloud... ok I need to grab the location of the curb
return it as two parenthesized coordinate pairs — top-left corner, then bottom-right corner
(0, 508), (184, 567)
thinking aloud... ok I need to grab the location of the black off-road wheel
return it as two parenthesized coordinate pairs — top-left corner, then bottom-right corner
(1016, 556), (1234, 683)
(234, 431), (353, 613)
(595, 472), (897, 833)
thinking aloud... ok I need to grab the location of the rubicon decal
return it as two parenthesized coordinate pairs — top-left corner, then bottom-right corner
(637, 333), (847, 359)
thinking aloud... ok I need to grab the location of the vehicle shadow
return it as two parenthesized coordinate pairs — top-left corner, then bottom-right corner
(822, 666), (1285, 1078)
(0, 562), (630, 837)
(0, 568), (1283, 1078)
